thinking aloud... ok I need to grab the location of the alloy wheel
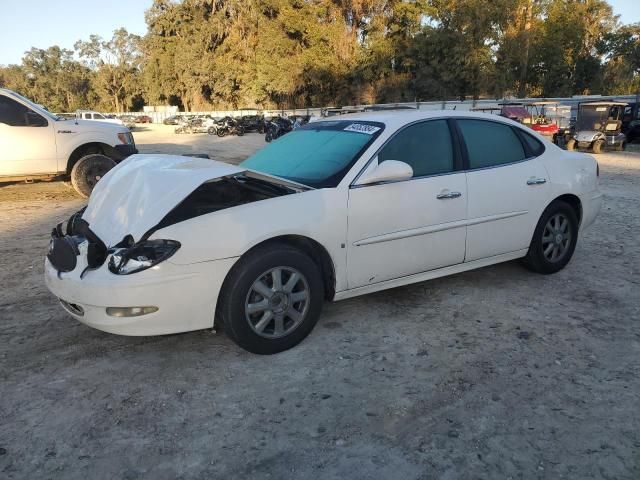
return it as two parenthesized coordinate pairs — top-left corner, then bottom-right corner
(244, 266), (310, 339)
(541, 213), (572, 262)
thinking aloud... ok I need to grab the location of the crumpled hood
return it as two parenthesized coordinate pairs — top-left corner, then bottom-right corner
(83, 155), (246, 246)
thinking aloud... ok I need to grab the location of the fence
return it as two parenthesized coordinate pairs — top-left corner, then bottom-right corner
(60, 93), (640, 124)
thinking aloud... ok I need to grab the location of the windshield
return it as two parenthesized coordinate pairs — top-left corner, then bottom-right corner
(8, 90), (60, 121)
(240, 120), (384, 188)
(577, 105), (622, 131)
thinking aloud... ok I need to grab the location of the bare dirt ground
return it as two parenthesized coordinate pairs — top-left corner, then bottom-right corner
(1, 127), (639, 479)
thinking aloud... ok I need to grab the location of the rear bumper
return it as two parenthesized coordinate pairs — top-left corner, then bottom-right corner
(44, 256), (237, 336)
(580, 190), (603, 231)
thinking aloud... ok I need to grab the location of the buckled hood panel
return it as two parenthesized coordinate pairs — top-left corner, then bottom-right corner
(83, 155), (246, 246)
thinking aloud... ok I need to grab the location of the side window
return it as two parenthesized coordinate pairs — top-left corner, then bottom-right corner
(378, 120), (454, 177)
(518, 129), (545, 157)
(95, 113), (105, 119)
(0, 95), (46, 127)
(84, 113), (90, 119)
(458, 119), (526, 169)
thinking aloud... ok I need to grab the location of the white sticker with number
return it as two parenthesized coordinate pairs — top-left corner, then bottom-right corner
(344, 123), (381, 135)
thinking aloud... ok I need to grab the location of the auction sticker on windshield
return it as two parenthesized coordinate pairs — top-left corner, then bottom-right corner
(344, 123), (381, 135)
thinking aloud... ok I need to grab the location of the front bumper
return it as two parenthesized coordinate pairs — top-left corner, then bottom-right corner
(114, 144), (138, 160)
(45, 256), (237, 336)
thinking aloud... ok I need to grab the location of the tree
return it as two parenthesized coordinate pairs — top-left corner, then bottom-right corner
(75, 29), (142, 112)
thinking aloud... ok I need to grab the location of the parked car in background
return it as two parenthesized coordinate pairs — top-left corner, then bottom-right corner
(77, 110), (124, 126)
(118, 115), (137, 130)
(44, 110), (601, 354)
(0, 88), (137, 197)
(163, 115), (183, 125)
(239, 115), (265, 133)
(135, 115), (153, 124)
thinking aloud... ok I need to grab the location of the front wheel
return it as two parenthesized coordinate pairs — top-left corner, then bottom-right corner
(236, 126), (245, 136)
(218, 246), (324, 354)
(592, 139), (605, 154)
(566, 138), (576, 151)
(70, 154), (116, 198)
(207, 127), (216, 135)
(522, 200), (579, 274)
(217, 128), (227, 137)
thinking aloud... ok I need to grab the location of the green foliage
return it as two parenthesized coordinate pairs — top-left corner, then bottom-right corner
(1, 0), (638, 112)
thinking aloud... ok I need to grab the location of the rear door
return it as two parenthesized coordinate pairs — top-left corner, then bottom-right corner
(346, 119), (467, 288)
(0, 94), (57, 176)
(456, 118), (550, 261)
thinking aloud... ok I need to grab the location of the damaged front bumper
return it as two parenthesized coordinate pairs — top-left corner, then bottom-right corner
(44, 255), (237, 336)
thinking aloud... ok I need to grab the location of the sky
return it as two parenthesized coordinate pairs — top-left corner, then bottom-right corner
(0, 0), (639, 66)
(0, 0), (151, 66)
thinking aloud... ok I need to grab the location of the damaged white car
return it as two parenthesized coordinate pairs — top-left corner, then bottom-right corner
(45, 111), (602, 354)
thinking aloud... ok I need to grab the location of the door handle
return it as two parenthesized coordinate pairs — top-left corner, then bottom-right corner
(527, 177), (547, 185)
(436, 191), (462, 199)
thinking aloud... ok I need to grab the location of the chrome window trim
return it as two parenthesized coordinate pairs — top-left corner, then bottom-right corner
(349, 115), (546, 189)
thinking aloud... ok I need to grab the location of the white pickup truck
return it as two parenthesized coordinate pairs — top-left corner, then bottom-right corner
(0, 88), (138, 197)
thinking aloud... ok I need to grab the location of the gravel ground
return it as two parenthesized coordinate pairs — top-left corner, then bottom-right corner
(1, 128), (639, 479)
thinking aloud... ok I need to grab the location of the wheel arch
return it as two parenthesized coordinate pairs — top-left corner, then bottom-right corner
(548, 193), (582, 225)
(221, 234), (337, 304)
(67, 142), (119, 173)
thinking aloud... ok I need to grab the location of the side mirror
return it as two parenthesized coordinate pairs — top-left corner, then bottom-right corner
(357, 160), (413, 186)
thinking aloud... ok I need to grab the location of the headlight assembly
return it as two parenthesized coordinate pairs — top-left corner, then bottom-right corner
(108, 239), (180, 275)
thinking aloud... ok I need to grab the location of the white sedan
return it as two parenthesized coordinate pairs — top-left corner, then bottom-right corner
(45, 110), (602, 354)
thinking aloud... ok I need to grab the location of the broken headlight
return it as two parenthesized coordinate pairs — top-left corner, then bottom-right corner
(108, 240), (180, 275)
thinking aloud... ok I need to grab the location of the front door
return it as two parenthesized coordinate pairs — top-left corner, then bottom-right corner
(347, 119), (467, 288)
(0, 95), (57, 176)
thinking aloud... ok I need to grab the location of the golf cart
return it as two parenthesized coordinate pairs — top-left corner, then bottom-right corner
(523, 101), (561, 141)
(566, 102), (627, 154)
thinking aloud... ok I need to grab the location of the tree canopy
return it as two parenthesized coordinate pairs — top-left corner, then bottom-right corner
(1, 0), (638, 112)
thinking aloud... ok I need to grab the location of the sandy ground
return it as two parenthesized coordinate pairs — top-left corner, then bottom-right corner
(1, 126), (639, 479)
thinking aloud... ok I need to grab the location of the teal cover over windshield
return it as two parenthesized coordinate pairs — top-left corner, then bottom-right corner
(240, 120), (384, 187)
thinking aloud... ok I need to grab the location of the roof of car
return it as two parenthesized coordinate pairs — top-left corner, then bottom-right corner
(317, 109), (519, 129)
(580, 101), (628, 107)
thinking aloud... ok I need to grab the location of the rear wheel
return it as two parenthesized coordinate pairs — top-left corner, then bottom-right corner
(217, 128), (227, 137)
(207, 127), (216, 135)
(523, 200), (579, 274)
(592, 139), (605, 154)
(236, 126), (245, 136)
(218, 245), (324, 354)
(70, 154), (116, 198)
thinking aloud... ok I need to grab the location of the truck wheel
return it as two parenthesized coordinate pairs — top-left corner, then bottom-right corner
(566, 139), (576, 151)
(592, 139), (604, 154)
(70, 154), (116, 198)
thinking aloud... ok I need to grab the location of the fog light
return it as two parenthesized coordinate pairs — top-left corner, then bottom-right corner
(106, 306), (158, 317)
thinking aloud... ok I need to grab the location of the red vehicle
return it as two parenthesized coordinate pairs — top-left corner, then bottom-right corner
(135, 115), (153, 124)
(523, 101), (560, 139)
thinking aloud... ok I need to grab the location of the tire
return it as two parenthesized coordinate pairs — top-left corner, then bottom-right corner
(592, 139), (604, 154)
(207, 127), (216, 135)
(522, 200), (579, 274)
(217, 128), (227, 137)
(70, 154), (116, 198)
(566, 138), (576, 151)
(236, 126), (245, 136)
(616, 141), (627, 152)
(218, 245), (325, 354)
(265, 132), (272, 142)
